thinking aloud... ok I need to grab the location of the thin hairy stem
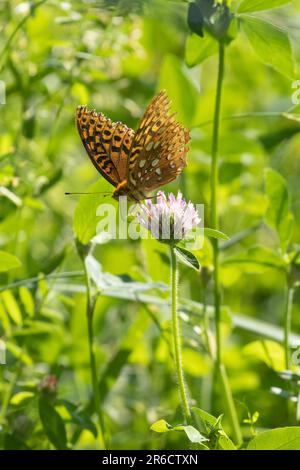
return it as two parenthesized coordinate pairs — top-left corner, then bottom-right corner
(170, 245), (191, 423)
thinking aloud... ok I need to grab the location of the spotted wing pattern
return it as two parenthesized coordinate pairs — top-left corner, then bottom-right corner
(76, 106), (135, 187)
(127, 90), (189, 194)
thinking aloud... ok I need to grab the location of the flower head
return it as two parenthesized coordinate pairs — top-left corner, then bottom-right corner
(39, 374), (58, 394)
(137, 191), (200, 244)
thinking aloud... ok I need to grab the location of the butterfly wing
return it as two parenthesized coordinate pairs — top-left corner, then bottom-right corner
(76, 106), (135, 187)
(126, 90), (189, 194)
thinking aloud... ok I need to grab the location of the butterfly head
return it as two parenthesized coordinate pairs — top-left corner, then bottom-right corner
(113, 180), (130, 200)
(113, 179), (151, 202)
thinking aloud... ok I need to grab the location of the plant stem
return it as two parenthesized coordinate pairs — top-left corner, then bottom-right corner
(170, 245), (191, 423)
(210, 42), (242, 445)
(284, 283), (294, 370)
(218, 364), (242, 445)
(211, 41), (225, 368)
(83, 264), (108, 449)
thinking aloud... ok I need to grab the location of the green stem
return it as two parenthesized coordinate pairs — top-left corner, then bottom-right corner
(210, 42), (242, 445)
(218, 364), (242, 445)
(284, 283), (294, 370)
(211, 41), (224, 368)
(170, 245), (191, 423)
(83, 264), (108, 449)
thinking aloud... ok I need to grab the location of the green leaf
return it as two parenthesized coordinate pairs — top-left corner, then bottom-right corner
(0, 251), (21, 273)
(151, 419), (208, 445)
(238, 0), (291, 13)
(150, 419), (171, 433)
(264, 168), (294, 251)
(187, 2), (204, 37)
(191, 407), (236, 450)
(179, 425), (208, 444)
(1, 291), (22, 325)
(241, 16), (294, 79)
(175, 246), (200, 271)
(39, 398), (67, 450)
(222, 245), (287, 272)
(192, 407), (217, 434)
(247, 427), (300, 449)
(159, 54), (198, 126)
(10, 391), (35, 406)
(243, 340), (285, 371)
(204, 227), (229, 241)
(73, 179), (117, 244)
(58, 400), (97, 437)
(5, 341), (33, 365)
(185, 33), (218, 67)
(19, 286), (35, 317)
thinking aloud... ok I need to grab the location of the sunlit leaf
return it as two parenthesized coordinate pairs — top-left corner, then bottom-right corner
(243, 340), (285, 371)
(10, 391), (35, 406)
(0, 251), (21, 273)
(238, 0), (291, 13)
(204, 228), (229, 241)
(150, 419), (171, 433)
(248, 427), (300, 449)
(241, 16), (294, 78)
(1, 291), (22, 325)
(73, 180), (117, 245)
(19, 286), (35, 317)
(222, 245), (287, 272)
(185, 33), (217, 67)
(264, 168), (294, 251)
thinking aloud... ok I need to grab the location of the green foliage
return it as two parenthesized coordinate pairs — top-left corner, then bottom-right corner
(151, 418), (209, 446)
(191, 407), (236, 450)
(39, 398), (68, 450)
(264, 168), (294, 252)
(74, 180), (117, 244)
(175, 246), (200, 271)
(247, 427), (300, 449)
(223, 245), (287, 272)
(0, 251), (21, 273)
(204, 228), (229, 241)
(185, 34), (218, 67)
(238, 0), (292, 13)
(241, 16), (294, 78)
(0, 0), (300, 452)
(188, 0), (233, 42)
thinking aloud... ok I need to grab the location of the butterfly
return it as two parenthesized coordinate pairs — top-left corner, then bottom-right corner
(76, 90), (189, 201)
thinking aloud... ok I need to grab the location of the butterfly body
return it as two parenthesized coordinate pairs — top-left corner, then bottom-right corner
(76, 91), (189, 201)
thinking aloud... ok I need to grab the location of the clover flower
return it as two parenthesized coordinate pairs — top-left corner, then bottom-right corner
(137, 191), (200, 243)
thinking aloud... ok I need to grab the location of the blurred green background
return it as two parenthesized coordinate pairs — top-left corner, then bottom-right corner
(1, 0), (300, 450)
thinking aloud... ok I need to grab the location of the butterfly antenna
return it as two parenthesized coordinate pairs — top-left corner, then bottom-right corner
(65, 192), (112, 197)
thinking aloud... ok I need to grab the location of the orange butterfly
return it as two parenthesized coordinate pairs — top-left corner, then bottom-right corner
(76, 91), (189, 201)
